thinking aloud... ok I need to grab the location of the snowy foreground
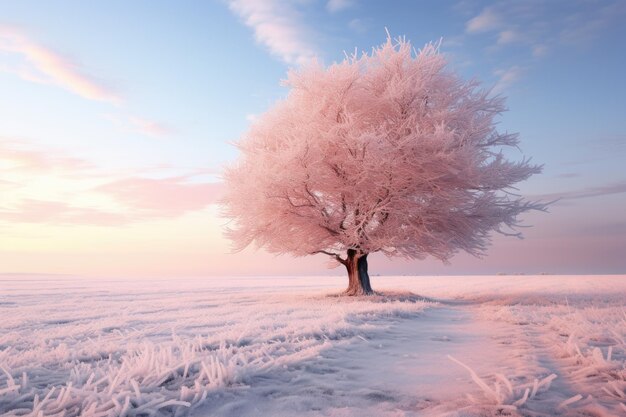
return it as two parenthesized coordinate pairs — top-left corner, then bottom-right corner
(1, 275), (625, 417)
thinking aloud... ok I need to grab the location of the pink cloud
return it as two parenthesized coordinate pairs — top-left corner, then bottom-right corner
(102, 114), (174, 138)
(95, 177), (224, 217)
(0, 137), (92, 174)
(0, 199), (130, 226)
(0, 179), (18, 189)
(0, 26), (120, 103)
(1, 138), (222, 226)
(492, 65), (524, 93)
(497, 30), (522, 45)
(128, 116), (174, 137)
(326, 0), (354, 13)
(0, 177), (224, 226)
(348, 18), (368, 34)
(228, 0), (317, 65)
(466, 8), (502, 33)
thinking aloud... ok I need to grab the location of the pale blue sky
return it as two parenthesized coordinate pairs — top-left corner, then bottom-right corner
(1, 0), (625, 276)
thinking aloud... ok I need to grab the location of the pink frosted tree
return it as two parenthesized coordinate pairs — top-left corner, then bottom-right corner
(221, 37), (544, 295)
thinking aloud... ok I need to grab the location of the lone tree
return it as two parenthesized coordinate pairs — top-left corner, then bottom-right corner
(222, 37), (544, 295)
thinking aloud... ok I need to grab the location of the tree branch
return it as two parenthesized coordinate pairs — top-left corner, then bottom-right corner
(312, 250), (347, 265)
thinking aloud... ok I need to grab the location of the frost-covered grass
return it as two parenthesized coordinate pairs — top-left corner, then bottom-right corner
(473, 290), (626, 415)
(1, 275), (625, 416)
(0, 278), (431, 417)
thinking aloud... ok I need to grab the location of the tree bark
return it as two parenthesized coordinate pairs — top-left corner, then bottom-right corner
(344, 249), (374, 296)
(357, 253), (373, 294)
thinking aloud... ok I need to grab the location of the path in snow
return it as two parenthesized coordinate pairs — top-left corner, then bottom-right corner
(194, 305), (512, 417)
(193, 302), (568, 417)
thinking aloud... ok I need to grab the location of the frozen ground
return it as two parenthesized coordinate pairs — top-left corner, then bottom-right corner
(1, 275), (625, 417)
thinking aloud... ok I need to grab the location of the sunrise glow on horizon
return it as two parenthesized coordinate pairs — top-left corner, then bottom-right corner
(1, 1), (625, 277)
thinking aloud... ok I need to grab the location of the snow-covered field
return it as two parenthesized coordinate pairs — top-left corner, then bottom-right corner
(1, 275), (625, 417)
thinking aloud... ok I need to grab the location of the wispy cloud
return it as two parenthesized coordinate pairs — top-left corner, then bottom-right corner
(0, 137), (92, 174)
(104, 114), (174, 138)
(0, 199), (130, 226)
(0, 176), (223, 226)
(531, 44), (548, 57)
(326, 0), (354, 13)
(95, 177), (223, 217)
(1, 178), (223, 226)
(227, 0), (318, 65)
(0, 25), (120, 103)
(466, 7), (502, 33)
(465, 0), (626, 57)
(245, 113), (259, 124)
(348, 18), (368, 33)
(1, 137), (222, 226)
(559, 1), (626, 45)
(128, 117), (173, 137)
(496, 29), (522, 45)
(0, 179), (18, 189)
(530, 180), (626, 202)
(493, 65), (523, 94)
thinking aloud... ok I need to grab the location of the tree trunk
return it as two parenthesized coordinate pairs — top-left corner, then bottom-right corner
(357, 253), (373, 294)
(344, 249), (374, 296)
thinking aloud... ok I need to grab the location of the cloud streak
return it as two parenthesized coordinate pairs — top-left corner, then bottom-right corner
(530, 180), (626, 202)
(0, 199), (130, 226)
(0, 26), (120, 103)
(227, 0), (318, 65)
(0, 137), (92, 174)
(458, 1), (625, 91)
(103, 114), (174, 138)
(465, 1), (626, 55)
(0, 176), (223, 226)
(0, 27), (177, 137)
(326, 0), (354, 13)
(492, 65), (523, 94)
(1, 138), (222, 226)
(128, 117), (174, 137)
(466, 7), (502, 33)
(559, 1), (626, 45)
(95, 177), (223, 217)
(0, 177), (223, 226)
